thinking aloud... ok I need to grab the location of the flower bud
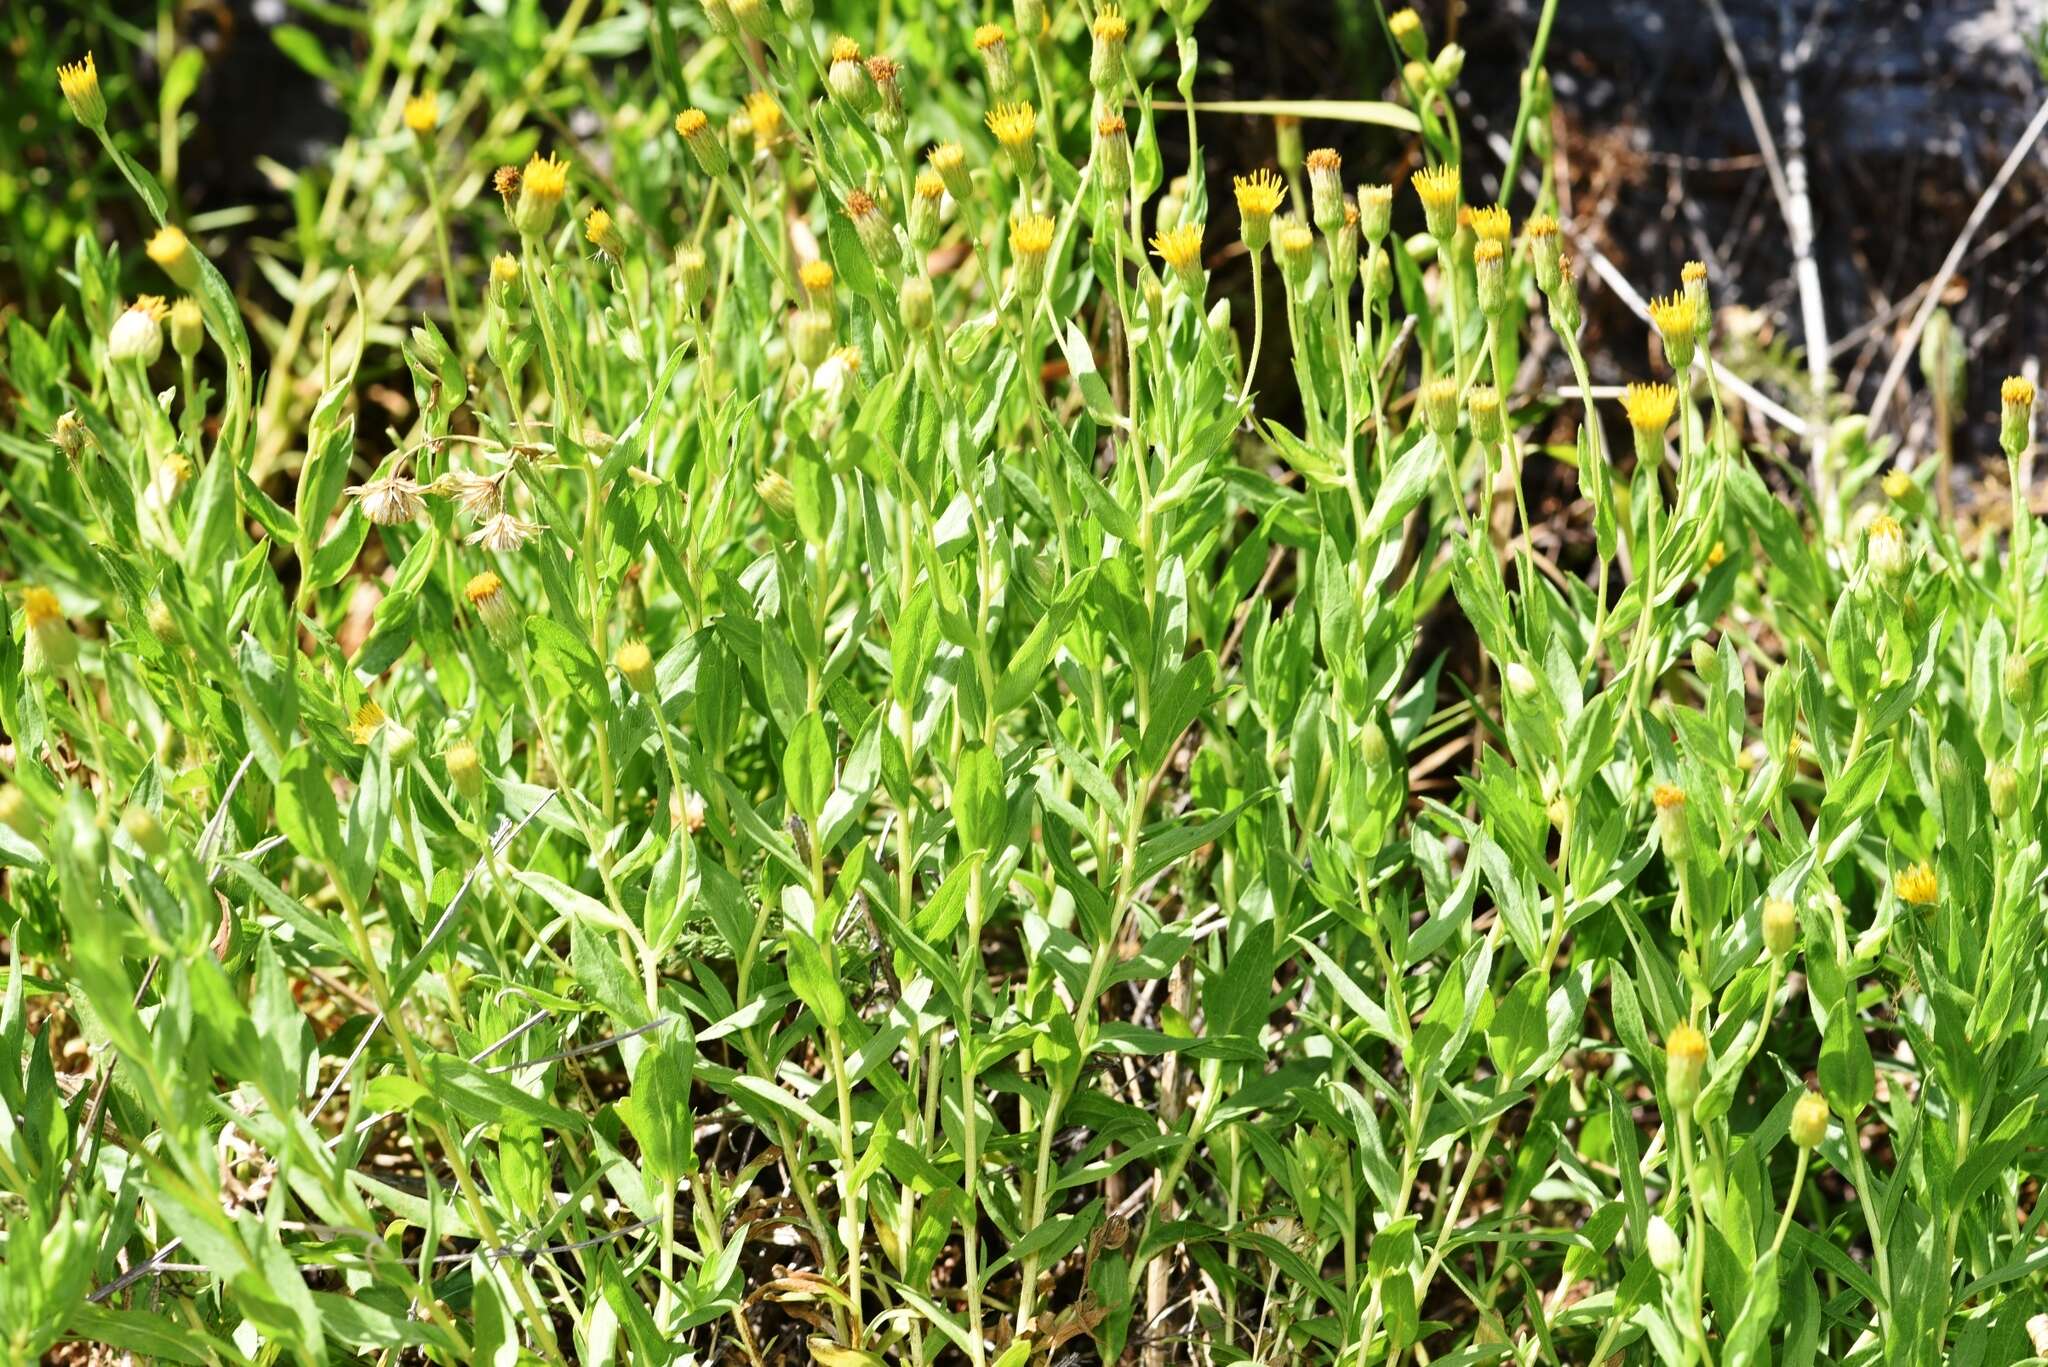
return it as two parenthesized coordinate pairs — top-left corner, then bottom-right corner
(1866, 514), (1906, 584)
(169, 296), (204, 360)
(901, 274), (934, 332)
(1328, 207), (1360, 291)
(929, 142), (972, 202)
(756, 470), (796, 517)
(972, 25), (1014, 97)
(2006, 651), (2036, 711)
(1681, 260), (1711, 346)
(53, 410), (89, 462)
(674, 246), (710, 310)
(1306, 148), (1345, 237)
(1013, 0), (1045, 41)
(1523, 215), (1561, 296)
(122, 807), (168, 858)
(674, 109), (728, 177)
(1468, 385), (1505, 445)
(616, 640), (657, 695)
(585, 208), (627, 262)
(1089, 7), (1127, 95)
(514, 152), (570, 238)
(1652, 782), (1689, 861)
(790, 308), (833, 368)
(1389, 8), (1427, 61)
(2002, 376), (2036, 458)
(780, 0), (810, 20)
(730, 0), (775, 38)
(701, 0), (737, 35)
(1273, 114), (1303, 181)
(1431, 43), (1465, 87)
(1360, 719), (1389, 769)
(147, 225), (202, 292)
(56, 52), (105, 128)
(1689, 637), (1719, 685)
(1646, 1214), (1683, 1278)
(1092, 115), (1131, 194)
(1505, 660), (1538, 701)
(845, 189), (898, 269)
(1762, 898), (1798, 958)
(1421, 376), (1459, 442)
(1010, 213), (1054, 300)
(1357, 184), (1393, 247)
(1274, 219), (1314, 293)
(1368, 247), (1393, 304)
(1548, 254), (1582, 335)
(1412, 164), (1460, 242)
(1473, 238), (1507, 317)
(1649, 292), (1698, 373)
(1790, 1089), (1829, 1149)
(146, 597), (180, 647)
(464, 571), (521, 646)
(445, 741), (486, 802)
(20, 586), (77, 676)
(1664, 1022), (1706, 1108)
(109, 296), (168, 365)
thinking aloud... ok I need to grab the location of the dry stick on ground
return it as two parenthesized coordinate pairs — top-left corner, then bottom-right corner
(1867, 91), (2048, 440)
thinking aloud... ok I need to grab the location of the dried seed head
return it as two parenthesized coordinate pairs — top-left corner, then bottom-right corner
(467, 513), (546, 553)
(350, 472), (425, 526)
(492, 164), (522, 208)
(52, 410), (89, 461)
(58, 52), (106, 129)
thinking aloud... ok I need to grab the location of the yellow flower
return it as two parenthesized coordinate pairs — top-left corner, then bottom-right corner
(349, 700), (387, 747)
(1468, 204), (1511, 243)
(744, 90), (783, 146)
(1649, 291), (1699, 369)
(1882, 469), (1912, 500)
(1524, 214), (1558, 242)
(2004, 376), (2037, 407)
(585, 207), (625, 260)
(800, 259), (835, 295)
(1652, 782), (1686, 811)
(1389, 7), (1426, 58)
(830, 35), (862, 63)
(1010, 213), (1055, 259)
(491, 253), (520, 289)
(1412, 163), (1460, 238)
(915, 169), (945, 201)
(146, 225), (200, 289)
(58, 52), (105, 128)
(403, 92), (438, 134)
(1151, 222), (1204, 276)
(515, 151), (571, 235)
(1092, 7), (1127, 42)
(1895, 861), (1938, 906)
(984, 101), (1037, 154)
(928, 140), (970, 199)
(1681, 259), (1706, 287)
(1234, 168), (1285, 220)
(22, 587), (63, 629)
(972, 23), (1005, 51)
(1620, 382), (1678, 435)
(1706, 539), (1726, 568)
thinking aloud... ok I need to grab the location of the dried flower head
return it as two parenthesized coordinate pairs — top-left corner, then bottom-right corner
(404, 92), (439, 135)
(492, 164), (521, 205)
(58, 52), (106, 128)
(1895, 860), (1938, 906)
(467, 513), (546, 553)
(435, 469), (507, 520)
(350, 471), (425, 526)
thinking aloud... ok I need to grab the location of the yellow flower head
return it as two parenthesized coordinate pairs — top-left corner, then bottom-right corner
(744, 90), (784, 145)
(985, 101), (1036, 153)
(585, 207), (625, 260)
(1524, 214), (1558, 242)
(1389, 8), (1424, 49)
(22, 587), (63, 629)
(1621, 382), (1678, 435)
(1665, 1021), (1706, 1064)
(1883, 469), (1912, 500)
(2004, 376), (2036, 408)
(1651, 782), (1686, 811)
(1234, 168), (1285, 220)
(128, 294), (171, 323)
(404, 92), (438, 134)
(1093, 6), (1128, 42)
(1649, 292), (1698, 344)
(58, 52), (105, 127)
(524, 151), (569, 200)
(1151, 222), (1204, 275)
(830, 35), (862, 63)
(349, 700), (387, 747)
(1895, 860), (1938, 906)
(1276, 219), (1314, 260)
(1473, 239), (1504, 269)
(799, 262), (834, 299)
(1010, 213), (1055, 259)
(1468, 203), (1511, 243)
(674, 108), (710, 139)
(915, 169), (945, 201)
(146, 225), (189, 270)
(491, 253), (520, 288)
(1412, 163), (1461, 237)
(464, 571), (504, 605)
(929, 142), (966, 175)
(973, 23), (1005, 51)
(1706, 539), (1726, 568)
(1681, 259), (1706, 287)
